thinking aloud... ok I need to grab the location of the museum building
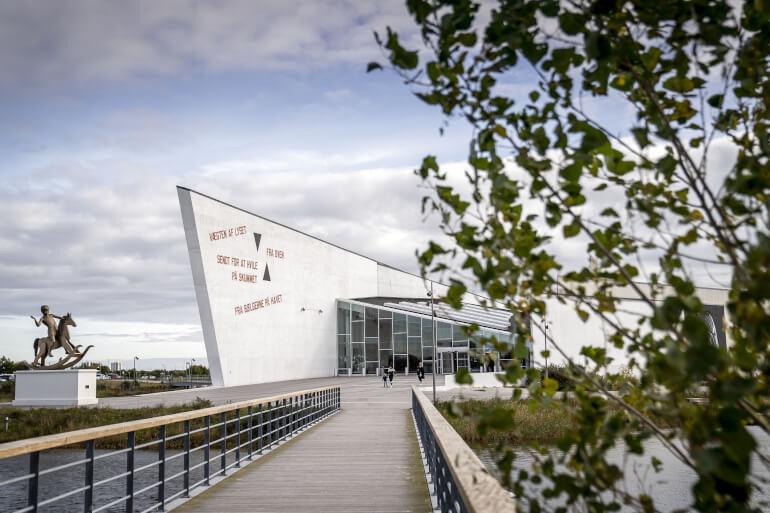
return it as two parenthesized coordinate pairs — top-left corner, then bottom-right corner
(178, 187), (728, 388)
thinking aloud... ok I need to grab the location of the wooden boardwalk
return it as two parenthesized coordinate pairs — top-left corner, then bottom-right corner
(174, 378), (433, 513)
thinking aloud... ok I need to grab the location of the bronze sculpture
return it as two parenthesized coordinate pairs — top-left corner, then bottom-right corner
(30, 305), (93, 369)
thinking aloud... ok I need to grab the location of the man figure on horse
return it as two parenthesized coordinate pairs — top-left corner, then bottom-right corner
(30, 305), (77, 355)
(31, 305), (60, 349)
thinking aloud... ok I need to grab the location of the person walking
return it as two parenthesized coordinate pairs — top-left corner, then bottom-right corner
(382, 367), (389, 388)
(387, 365), (395, 388)
(417, 361), (425, 383)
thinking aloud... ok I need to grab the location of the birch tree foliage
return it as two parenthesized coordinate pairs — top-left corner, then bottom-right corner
(371, 1), (770, 511)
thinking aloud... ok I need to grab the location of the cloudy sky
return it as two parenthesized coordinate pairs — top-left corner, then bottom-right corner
(0, 1), (482, 366)
(0, 1), (733, 368)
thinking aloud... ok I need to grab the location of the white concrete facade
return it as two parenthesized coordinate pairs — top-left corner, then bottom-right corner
(531, 285), (730, 373)
(13, 369), (98, 407)
(178, 188), (730, 386)
(178, 188), (440, 387)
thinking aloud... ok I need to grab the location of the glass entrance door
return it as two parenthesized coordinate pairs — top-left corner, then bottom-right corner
(439, 351), (454, 375)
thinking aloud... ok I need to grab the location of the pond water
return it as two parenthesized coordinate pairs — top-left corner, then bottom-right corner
(0, 446), (236, 513)
(478, 426), (770, 512)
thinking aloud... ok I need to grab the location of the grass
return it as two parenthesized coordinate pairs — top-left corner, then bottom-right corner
(436, 398), (578, 447)
(96, 380), (173, 397)
(0, 397), (213, 449)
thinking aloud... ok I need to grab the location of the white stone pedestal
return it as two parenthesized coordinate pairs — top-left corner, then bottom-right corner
(13, 369), (98, 407)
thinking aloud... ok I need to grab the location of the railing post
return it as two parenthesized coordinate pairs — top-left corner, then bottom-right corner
(126, 432), (135, 513)
(247, 406), (253, 460)
(28, 451), (39, 513)
(158, 425), (166, 511)
(84, 440), (94, 513)
(183, 420), (191, 497)
(267, 401), (273, 448)
(235, 408), (241, 467)
(257, 404), (263, 454)
(204, 416), (211, 486)
(220, 412), (227, 475)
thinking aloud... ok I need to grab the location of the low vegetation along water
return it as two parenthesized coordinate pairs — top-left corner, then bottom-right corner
(438, 400), (770, 511)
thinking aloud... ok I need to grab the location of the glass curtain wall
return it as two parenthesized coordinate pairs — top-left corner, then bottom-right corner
(337, 300), (525, 375)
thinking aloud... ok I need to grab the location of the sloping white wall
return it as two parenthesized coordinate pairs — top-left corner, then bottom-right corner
(178, 188), (436, 386)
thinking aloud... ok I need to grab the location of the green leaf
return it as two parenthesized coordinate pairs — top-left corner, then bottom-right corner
(543, 377), (559, 396)
(563, 218), (581, 238)
(455, 367), (473, 385)
(663, 76), (695, 93)
(366, 62), (383, 73)
(707, 94), (724, 108)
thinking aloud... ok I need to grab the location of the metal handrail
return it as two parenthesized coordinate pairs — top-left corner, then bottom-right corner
(411, 385), (515, 513)
(0, 385), (341, 513)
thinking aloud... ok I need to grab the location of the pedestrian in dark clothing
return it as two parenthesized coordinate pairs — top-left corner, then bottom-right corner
(417, 361), (425, 383)
(387, 365), (395, 387)
(382, 368), (389, 388)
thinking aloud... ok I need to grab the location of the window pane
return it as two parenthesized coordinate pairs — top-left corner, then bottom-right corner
(378, 309), (392, 319)
(393, 313), (406, 333)
(379, 319), (392, 349)
(422, 318), (433, 348)
(352, 344), (365, 374)
(408, 337), (422, 371)
(408, 316), (421, 336)
(452, 324), (467, 342)
(352, 304), (365, 321)
(423, 346), (434, 361)
(337, 334), (350, 368)
(437, 322), (452, 340)
(394, 333), (407, 354)
(352, 321), (364, 343)
(337, 302), (350, 334)
(366, 362), (379, 375)
(379, 350), (393, 368)
(365, 308), (378, 337)
(394, 354), (407, 373)
(365, 337), (378, 361)
(453, 340), (469, 348)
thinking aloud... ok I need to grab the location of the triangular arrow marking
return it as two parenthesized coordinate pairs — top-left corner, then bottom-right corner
(253, 233), (262, 251)
(263, 263), (271, 281)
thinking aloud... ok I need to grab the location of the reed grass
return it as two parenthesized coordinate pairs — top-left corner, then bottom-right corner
(436, 398), (577, 447)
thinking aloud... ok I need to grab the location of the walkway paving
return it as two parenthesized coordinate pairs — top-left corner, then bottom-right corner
(98, 374), (445, 408)
(173, 377), (432, 513)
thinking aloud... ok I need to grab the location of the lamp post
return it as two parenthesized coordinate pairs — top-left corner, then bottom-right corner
(133, 356), (139, 383)
(187, 359), (196, 388)
(428, 282), (437, 403)
(541, 318), (550, 379)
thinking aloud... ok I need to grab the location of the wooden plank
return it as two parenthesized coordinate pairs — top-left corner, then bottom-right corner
(175, 381), (431, 513)
(0, 386), (338, 458)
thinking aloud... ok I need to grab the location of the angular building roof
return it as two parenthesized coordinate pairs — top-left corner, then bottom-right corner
(350, 296), (512, 332)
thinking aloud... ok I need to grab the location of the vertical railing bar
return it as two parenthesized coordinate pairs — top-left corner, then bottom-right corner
(204, 416), (210, 486)
(257, 404), (263, 454)
(247, 406), (253, 460)
(220, 412), (226, 475)
(183, 420), (191, 497)
(84, 440), (95, 513)
(27, 451), (39, 513)
(267, 401), (273, 448)
(126, 432), (135, 513)
(158, 425), (166, 511)
(235, 409), (241, 467)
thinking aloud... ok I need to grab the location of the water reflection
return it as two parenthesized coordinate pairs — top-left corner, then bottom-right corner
(478, 426), (770, 512)
(0, 447), (238, 513)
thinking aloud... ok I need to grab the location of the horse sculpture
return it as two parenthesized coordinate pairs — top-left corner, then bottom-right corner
(31, 313), (93, 370)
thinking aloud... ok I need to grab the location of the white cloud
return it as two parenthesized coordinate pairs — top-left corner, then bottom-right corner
(0, 0), (419, 85)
